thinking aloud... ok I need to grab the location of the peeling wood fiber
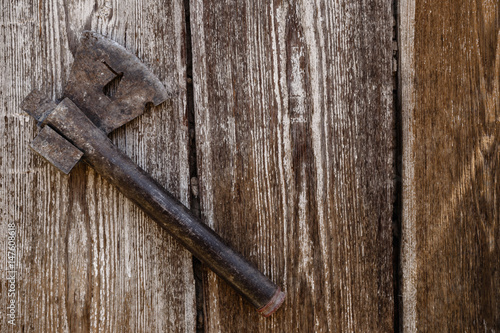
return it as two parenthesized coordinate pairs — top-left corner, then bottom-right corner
(1, 0), (402, 331)
(0, 1), (195, 332)
(190, 0), (395, 331)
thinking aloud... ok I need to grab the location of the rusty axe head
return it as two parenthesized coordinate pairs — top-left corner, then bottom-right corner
(21, 31), (171, 173)
(64, 31), (171, 134)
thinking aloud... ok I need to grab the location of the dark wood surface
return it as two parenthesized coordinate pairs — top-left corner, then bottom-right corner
(400, 0), (499, 331)
(0, 1), (195, 332)
(190, 0), (395, 331)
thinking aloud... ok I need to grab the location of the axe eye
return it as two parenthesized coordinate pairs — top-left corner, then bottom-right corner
(101, 61), (124, 99)
(103, 71), (123, 99)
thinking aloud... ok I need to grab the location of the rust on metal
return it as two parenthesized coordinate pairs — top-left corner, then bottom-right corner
(20, 90), (57, 124)
(29, 125), (83, 174)
(64, 31), (171, 134)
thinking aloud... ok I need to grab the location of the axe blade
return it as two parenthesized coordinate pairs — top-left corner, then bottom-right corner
(64, 31), (171, 134)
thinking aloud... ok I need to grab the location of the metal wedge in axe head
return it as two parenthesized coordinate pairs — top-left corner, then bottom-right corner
(21, 31), (285, 317)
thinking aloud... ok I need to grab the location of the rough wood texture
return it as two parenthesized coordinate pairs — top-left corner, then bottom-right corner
(191, 0), (395, 331)
(0, 1), (195, 332)
(400, 0), (499, 331)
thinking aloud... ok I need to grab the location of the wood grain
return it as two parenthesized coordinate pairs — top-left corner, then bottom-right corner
(190, 0), (395, 331)
(0, 1), (195, 332)
(400, 0), (499, 331)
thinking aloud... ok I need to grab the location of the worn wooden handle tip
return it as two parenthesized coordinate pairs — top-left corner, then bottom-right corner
(257, 287), (286, 317)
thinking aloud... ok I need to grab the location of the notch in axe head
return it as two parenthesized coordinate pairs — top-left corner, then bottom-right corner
(21, 31), (285, 317)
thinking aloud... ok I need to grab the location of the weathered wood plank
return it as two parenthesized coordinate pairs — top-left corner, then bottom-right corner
(0, 1), (195, 332)
(191, 0), (395, 331)
(400, 0), (499, 331)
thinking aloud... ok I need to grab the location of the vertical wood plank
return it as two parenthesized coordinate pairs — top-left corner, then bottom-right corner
(191, 0), (395, 331)
(400, 0), (499, 331)
(0, 1), (195, 332)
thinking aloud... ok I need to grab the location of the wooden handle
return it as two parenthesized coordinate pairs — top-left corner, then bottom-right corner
(42, 97), (286, 315)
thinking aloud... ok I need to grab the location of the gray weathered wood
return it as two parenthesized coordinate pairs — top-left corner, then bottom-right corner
(191, 0), (395, 331)
(400, 0), (499, 331)
(0, 1), (195, 332)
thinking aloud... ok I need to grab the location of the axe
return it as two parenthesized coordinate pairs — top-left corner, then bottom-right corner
(21, 31), (285, 317)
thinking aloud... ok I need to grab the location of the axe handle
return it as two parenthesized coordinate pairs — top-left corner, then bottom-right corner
(43, 98), (285, 316)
